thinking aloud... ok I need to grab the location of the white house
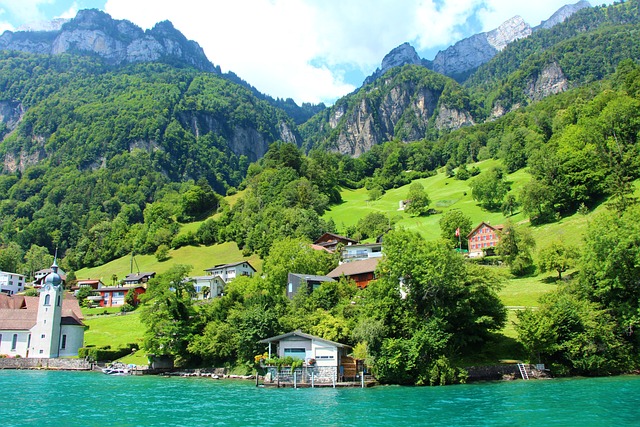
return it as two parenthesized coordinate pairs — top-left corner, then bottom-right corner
(188, 275), (226, 300)
(259, 330), (356, 384)
(0, 271), (26, 295)
(0, 262), (84, 358)
(204, 261), (256, 284)
(340, 243), (383, 264)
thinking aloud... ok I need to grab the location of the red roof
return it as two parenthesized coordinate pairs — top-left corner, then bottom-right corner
(0, 293), (84, 330)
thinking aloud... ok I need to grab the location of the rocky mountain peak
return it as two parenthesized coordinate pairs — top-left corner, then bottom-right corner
(381, 43), (423, 74)
(536, 0), (591, 30)
(486, 16), (531, 51)
(0, 9), (217, 73)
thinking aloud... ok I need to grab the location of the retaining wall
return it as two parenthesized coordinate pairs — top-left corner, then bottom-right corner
(0, 358), (93, 370)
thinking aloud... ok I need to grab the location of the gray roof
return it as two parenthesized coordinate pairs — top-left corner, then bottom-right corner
(258, 330), (351, 348)
(288, 273), (335, 282)
(327, 258), (380, 278)
(205, 261), (256, 272)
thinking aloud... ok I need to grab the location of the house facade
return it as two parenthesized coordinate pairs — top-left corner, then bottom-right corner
(204, 261), (256, 283)
(313, 233), (358, 253)
(327, 258), (380, 289)
(467, 222), (503, 258)
(286, 273), (335, 299)
(0, 262), (84, 358)
(189, 275), (226, 300)
(97, 285), (146, 307)
(340, 243), (383, 263)
(259, 330), (354, 384)
(0, 271), (26, 295)
(123, 272), (155, 286)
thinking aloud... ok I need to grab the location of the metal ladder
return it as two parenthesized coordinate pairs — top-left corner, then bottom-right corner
(517, 363), (530, 380)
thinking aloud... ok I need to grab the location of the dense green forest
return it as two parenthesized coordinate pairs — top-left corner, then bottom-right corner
(1, 0), (640, 383)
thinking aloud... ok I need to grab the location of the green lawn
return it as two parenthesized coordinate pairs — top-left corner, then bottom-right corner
(324, 159), (529, 239)
(83, 310), (145, 349)
(77, 241), (262, 282)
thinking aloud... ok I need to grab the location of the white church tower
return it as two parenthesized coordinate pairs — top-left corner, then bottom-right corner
(30, 258), (64, 358)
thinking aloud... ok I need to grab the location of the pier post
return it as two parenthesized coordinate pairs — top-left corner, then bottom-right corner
(294, 371), (297, 389)
(311, 371), (314, 388)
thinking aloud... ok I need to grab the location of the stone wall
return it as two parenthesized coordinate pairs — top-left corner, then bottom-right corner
(466, 364), (549, 381)
(264, 366), (339, 384)
(0, 358), (92, 370)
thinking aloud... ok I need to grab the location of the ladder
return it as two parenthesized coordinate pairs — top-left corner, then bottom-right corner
(517, 363), (530, 380)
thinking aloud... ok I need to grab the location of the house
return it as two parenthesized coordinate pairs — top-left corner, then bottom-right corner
(33, 267), (66, 288)
(96, 285), (145, 307)
(0, 261), (84, 358)
(286, 273), (335, 299)
(467, 222), (503, 258)
(340, 242), (383, 263)
(0, 271), (26, 295)
(123, 272), (155, 285)
(259, 330), (357, 384)
(204, 261), (256, 283)
(188, 275), (226, 300)
(313, 233), (358, 253)
(327, 258), (380, 288)
(71, 279), (104, 292)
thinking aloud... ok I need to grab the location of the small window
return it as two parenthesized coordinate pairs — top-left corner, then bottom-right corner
(283, 348), (307, 360)
(41, 334), (45, 339)
(61, 335), (67, 350)
(11, 334), (18, 350)
(44, 294), (51, 306)
(57, 295), (61, 306)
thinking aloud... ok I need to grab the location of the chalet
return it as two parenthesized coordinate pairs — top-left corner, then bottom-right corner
(96, 285), (145, 307)
(0, 262), (84, 358)
(259, 330), (359, 384)
(123, 272), (155, 285)
(33, 267), (66, 288)
(340, 242), (383, 264)
(286, 273), (335, 299)
(313, 233), (358, 253)
(327, 258), (380, 288)
(0, 271), (26, 295)
(71, 279), (104, 291)
(468, 222), (503, 258)
(204, 261), (256, 283)
(188, 275), (226, 300)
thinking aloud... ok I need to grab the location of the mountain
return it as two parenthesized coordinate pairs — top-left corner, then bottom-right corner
(0, 9), (217, 73)
(536, 0), (591, 30)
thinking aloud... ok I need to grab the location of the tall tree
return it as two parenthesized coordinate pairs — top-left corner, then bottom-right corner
(404, 182), (431, 216)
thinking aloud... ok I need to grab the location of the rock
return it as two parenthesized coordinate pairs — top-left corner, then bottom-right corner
(536, 0), (591, 30)
(0, 9), (216, 73)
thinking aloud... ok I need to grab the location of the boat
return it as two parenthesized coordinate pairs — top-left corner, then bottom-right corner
(102, 363), (131, 375)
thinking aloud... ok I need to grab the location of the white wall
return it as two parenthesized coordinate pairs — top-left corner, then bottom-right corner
(58, 325), (84, 357)
(0, 330), (30, 357)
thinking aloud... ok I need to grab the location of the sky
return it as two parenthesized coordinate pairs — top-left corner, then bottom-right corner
(0, 0), (616, 105)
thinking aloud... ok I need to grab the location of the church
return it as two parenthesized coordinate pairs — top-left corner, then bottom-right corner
(0, 260), (85, 358)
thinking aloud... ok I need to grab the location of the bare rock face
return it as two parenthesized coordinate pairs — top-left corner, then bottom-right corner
(0, 9), (216, 73)
(434, 105), (475, 130)
(536, 0), (591, 30)
(0, 101), (24, 133)
(526, 62), (569, 101)
(433, 16), (531, 76)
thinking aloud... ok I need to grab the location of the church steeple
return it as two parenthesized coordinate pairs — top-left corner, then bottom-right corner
(30, 255), (64, 358)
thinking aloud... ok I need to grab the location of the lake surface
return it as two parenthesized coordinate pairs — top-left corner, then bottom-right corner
(2, 370), (640, 426)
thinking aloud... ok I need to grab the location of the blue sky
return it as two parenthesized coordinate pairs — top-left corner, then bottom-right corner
(0, 1), (615, 105)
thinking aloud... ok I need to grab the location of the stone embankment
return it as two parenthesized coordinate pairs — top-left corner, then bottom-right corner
(0, 358), (92, 370)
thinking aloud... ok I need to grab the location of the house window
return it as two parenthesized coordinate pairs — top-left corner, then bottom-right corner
(57, 295), (61, 306)
(11, 334), (18, 350)
(283, 348), (307, 360)
(44, 294), (50, 306)
(61, 335), (67, 350)
(41, 334), (45, 339)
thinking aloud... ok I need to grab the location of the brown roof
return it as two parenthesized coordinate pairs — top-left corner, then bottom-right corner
(0, 293), (84, 331)
(327, 258), (380, 278)
(467, 222), (504, 238)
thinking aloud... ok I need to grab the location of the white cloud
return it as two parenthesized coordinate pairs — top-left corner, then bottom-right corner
(56, 2), (79, 20)
(0, 0), (52, 24)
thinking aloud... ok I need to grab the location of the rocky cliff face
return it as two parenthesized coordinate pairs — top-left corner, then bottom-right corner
(0, 9), (216, 72)
(329, 75), (471, 156)
(536, 0), (591, 30)
(526, 62), (569, 101)
(433, 16), (531, 77)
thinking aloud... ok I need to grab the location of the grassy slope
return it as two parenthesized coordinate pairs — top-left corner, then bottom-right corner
(76, 242), (262, 282)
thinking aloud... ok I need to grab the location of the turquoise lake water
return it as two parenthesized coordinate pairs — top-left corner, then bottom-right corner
(2, 371), (640, 426)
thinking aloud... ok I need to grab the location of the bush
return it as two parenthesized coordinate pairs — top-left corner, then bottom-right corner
(120, 303), (135, 313)
(79, 343), (139, 362)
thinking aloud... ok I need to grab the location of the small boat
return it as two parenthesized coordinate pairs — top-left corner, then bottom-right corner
(102, 363), (130, 375)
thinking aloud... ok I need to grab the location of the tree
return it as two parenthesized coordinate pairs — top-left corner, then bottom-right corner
(501, 194), (520, 217)
(496, 222), (536, 276)
(24, 245), (53, 280)
(439, 210), (472, 249)
(404, 182), (430, 216)
(357, 212), (394, 240)
(538, 242), (579, 279)
(520, 179), (555, 223)
(155, 244), (170, 262)
(0, 242), (24, 274)
(470, 167), (508, 210)
(140, 265), (198, 364)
